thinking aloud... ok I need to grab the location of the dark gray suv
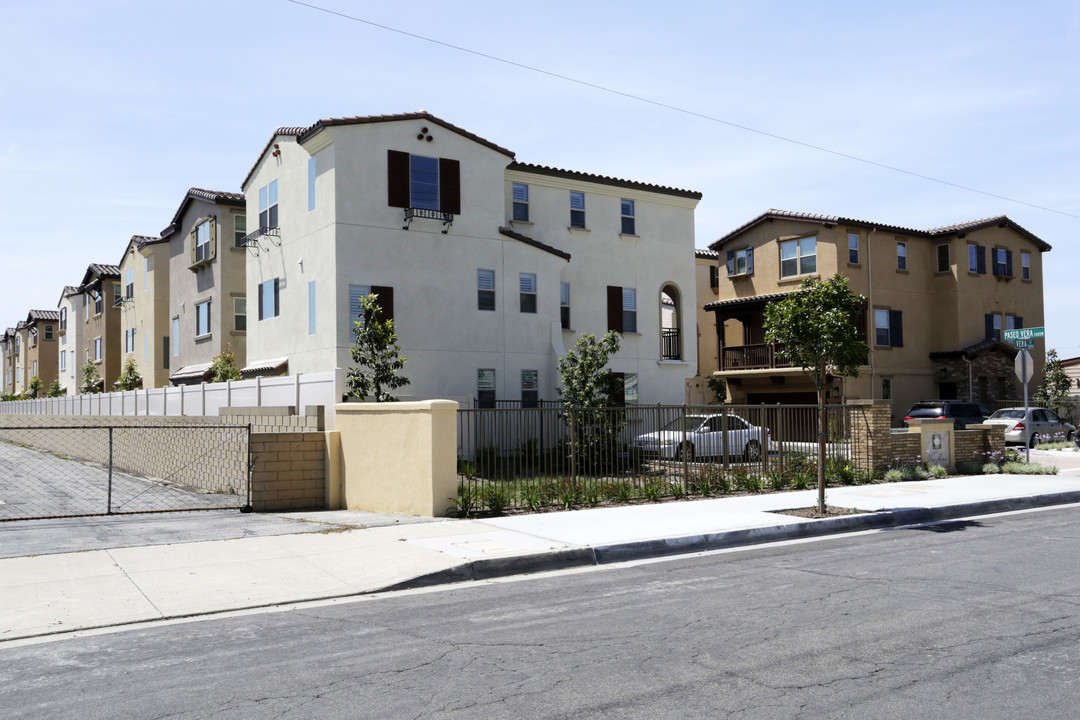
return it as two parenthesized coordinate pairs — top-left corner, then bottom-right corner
(903, 401), (993, 430)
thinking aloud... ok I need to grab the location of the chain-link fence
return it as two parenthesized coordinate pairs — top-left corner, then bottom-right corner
(0, 424), (250, 520)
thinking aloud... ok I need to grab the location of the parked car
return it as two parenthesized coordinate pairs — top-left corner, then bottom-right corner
(983, 407), (1076, 448)
(903, 400), (993, 430)
(633, 413), (767, 462)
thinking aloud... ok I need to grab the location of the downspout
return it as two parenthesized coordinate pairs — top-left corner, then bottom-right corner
(965, 356), (973, 402)
(867, 227), (877, 400)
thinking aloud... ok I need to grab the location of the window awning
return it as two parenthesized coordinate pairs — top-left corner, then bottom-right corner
(169, 362), (212, 384)
(240, 357), (288, 377)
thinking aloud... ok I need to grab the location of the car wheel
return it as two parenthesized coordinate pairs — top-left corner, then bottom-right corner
(1028, 434), (1038, 449)
(744, 439), (762, 462)
(677, 442), (694, 463)
(1068, 430), (1075, 442)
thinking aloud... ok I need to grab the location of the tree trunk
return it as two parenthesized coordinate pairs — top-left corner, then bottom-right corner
(817, 366), (827, 513)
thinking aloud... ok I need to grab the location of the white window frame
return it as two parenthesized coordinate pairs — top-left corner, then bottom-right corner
(478, 269), (495, 311)
(569, 191), (586, 229)
(780, 236), (816, 278)
(623, 288), (637, 333)
(848, 233), (859, 265)
(519, 273), (537, 314)
(194, 220), (212, 263)
(512, 182), (529, 222)
(195, 299), (212, 337)
(1021, 251), (1031, 280)
(235, 297), (247, 332)
(259, 179), (278, 230)
(620, 198), (635, 235)
(896, 241), (907, 271)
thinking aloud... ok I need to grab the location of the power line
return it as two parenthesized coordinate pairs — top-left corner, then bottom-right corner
(288, 0), (1080, 221)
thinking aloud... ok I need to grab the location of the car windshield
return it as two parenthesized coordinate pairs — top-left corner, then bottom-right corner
(660, 416), (709, 432)
(989, 409), (1025, 419)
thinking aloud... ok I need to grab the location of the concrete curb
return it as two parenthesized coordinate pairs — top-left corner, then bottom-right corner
(396, 491), (1080, 586)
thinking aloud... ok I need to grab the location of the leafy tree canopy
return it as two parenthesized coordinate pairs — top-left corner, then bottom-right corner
(557, 331), (622, 408)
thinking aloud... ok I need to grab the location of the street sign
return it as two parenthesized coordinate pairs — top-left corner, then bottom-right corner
(1013, 338), (1035, 349)
(1014, 349), (1033, 383)
(1003, 327), (1045, 341)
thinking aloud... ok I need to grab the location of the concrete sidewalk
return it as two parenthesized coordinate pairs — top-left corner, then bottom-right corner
(4, 474), (1080, 643)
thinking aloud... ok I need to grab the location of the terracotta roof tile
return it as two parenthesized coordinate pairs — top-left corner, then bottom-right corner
(712, 209), (1051, 252)
(160, 188), (245, 238)
(509, 162), (702, 200)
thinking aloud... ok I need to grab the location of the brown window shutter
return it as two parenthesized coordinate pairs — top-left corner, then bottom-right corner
(208, 216), (217, 261)
(607, 286), (623, 332)
(372, 285), (394, 323)
(439, 158), (460, 214)
(387, 150), (410, 208)
(190, 228), (197, 264)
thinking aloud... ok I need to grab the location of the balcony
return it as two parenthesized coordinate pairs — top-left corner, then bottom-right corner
(661, 328), (681, 360)
(721, 343), (792, 371)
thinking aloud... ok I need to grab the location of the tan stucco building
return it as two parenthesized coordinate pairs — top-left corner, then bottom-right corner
(118, 235), (171, 388)
(22, 309), (59, 393)
(56, 286), (82, 395)
(75, 264), (122, 392)
(706, 210), (1049, 425)
(160, 188), (248, 385)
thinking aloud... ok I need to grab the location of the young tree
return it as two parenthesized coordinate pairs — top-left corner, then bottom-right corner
(209, 346), (242, 383)
(80, 361), (102, 394)
(27, 376), (42, 399)
(1034, 349), (1075, 423)
(557, 331), (622, 408)
(342, 293), (410, 402)
(764, 274), (869, 513)
(557, 331), (624, 472)
(115, 357), (143, 390)
(706, 376), (728, 405)
(46, 379), (64, 398)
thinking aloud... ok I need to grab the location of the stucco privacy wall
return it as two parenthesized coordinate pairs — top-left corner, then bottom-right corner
(0, 408), (328, 511)
(335, 400), (458, 517)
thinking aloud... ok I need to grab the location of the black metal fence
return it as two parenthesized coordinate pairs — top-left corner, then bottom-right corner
(456, 404), (858, 512)
(0, 424), (251, 521)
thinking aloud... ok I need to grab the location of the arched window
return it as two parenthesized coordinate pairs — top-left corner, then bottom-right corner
(660, 284), (681, 360)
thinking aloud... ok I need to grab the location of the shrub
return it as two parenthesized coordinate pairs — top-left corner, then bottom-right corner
(927, 464), (948, 479)
(982, 462), (1002, 475)
(520, 482), (546, 512)
(450, 483), (481, 517)
(484, 485), (511, 515)
(1001, 461), (1058, 475)
(767, 471), (787, 491)
(642, 479), (665, 502)
(955, 459), (984, 475)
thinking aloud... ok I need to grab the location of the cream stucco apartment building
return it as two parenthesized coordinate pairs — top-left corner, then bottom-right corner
(56, 286), (82, 394)
(705, 210), (1049, 425)
(239, 111), (701, 404)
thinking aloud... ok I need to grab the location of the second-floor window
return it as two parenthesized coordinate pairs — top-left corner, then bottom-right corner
(607, 286), (637, 333)
(874, 309), (903, 347)
(44, 325), (53, 341)
(193, 219), (213, 264)
(992, 248), (1013, 277)
(896, 241), (907, 271)
(234, 214), (247, 247)
(570, 191), (586, 228)
(726, 247), (754, 277)
(93, 291), (103, 315)
(478, 269), (495, 311)
(621, 199), (636, 235)
(259, 279), (280, 320)
(560, 282), (571, 329)
(196, 300), (211, 337)
(519, 273), (537, 313)
(387, 150), (461, 214)
(235, 298), (247, 332)
(968, 244), (987, 274)
(848, 233), (859, 265)
(780, 236), (816, 278)
(1021, 251), (1031, 280)
(937, 244), (950, 273)
(59, 307), (67, 331)
(259, 180), (278, 230)
(512, 183), (529, 221)
(125, 268), (134, 298)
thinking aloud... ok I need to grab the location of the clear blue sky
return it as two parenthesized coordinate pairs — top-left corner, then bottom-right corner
(2, 1), (1077, 353)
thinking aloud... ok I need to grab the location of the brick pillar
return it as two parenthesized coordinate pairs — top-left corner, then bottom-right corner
(848, 399), (892, 474)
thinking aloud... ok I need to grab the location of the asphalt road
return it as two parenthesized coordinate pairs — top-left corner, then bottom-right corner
(4, 505), (1080, 719)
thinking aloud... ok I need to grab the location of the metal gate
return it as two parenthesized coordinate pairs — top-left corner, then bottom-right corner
(0, 424), (251, 521)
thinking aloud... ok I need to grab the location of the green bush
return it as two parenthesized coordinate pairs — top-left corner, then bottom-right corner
(484, 485), (511, 515)
(1001, 461), (1058, 475)
(954, 460), (984, 475)
(450, 482), (481, 517)
(982, 462), (1002, 475)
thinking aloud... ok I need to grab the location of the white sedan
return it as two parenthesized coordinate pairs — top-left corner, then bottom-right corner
(633, 413), (767, 462)
(983, 407), (1076, 448)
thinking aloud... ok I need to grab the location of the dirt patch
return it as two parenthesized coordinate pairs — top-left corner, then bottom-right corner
(772, 506), (868, 519)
